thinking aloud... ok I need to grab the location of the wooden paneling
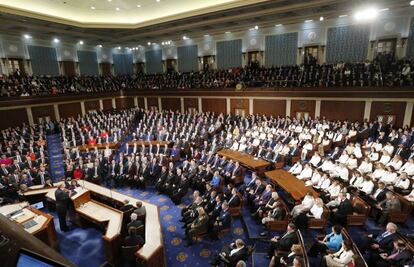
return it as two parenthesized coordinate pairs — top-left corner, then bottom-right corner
(202, 98), (226, 114)
(0, 108), (28, 129)
(31, 105), (55, 123)
(370, 101), (406, 127)
(58, 102), (82, 119)
(411, 105), (414, 127)
(184, 98), (199, 112)
(100, 63), (111, 76)
(230, 99), (249, 115)
(84, 100), (100, 112)
(102, 99), (113, 110)
(253, 99), (286, 116)
(62, 61), (76, 76)
(320, 101), (365, 122)
(290, 100), (315, 119)
(115, 97), (134, 110)
(137, 97), (144, 108)
(147, 97), (159, 109)
(161, 98), (181, 111)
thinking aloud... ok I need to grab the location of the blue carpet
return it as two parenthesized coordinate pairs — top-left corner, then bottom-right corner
(44, 210), (105, 267)
(46, 134), (65, 181)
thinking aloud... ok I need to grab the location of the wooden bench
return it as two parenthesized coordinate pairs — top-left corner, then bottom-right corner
(388, 194), (413, 224)
(341, 228), (368, 267)
(308, 205), (330, 230)
(347, 195), (370, 227)
(265, 201), (290, 232)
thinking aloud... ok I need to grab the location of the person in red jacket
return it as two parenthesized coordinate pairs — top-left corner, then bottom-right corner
(88, 136), (96, 146)
(73, 166), (84, 180)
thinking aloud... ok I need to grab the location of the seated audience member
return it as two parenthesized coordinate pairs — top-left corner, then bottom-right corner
(133, 201), (146, 217)
(228, 188), (241, 207)
(267, 223), (299, 259)
(123, 226), (144, 247)
(269, 244), (303, 267)
(294, 197), (324, 229)
(291, 191), (315, 217)
(375, 191), (402, 225)
(184, 207), (209, 246)
(211, 201), (232, 239)
(361, 223), (398, 256)
(210, 239), (248, 267)
(321, 240), (354, 267)
(369, 239), (412, 267)
(331, 192), (353, 225)
(308, 225), (343, 257)
(261, 201), (286, 226)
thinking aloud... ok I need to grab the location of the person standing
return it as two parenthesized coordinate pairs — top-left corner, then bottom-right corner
(55, 183), (71, 232)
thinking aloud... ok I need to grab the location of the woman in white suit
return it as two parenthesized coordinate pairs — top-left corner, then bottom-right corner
(322, 240), (354, 267)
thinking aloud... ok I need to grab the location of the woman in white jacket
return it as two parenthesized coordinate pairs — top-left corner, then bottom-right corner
(323, 240), (354, 267)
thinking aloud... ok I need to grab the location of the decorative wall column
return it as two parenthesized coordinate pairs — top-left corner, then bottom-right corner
(198, 97), (202, 113)
(99, 100), (104, 110)
(315, 100), (321, 118)
(364, 101), (372, 121)
(249, 98), (254, 115)
(286, 99), (291, 117)
(144, 97), (148, 109)
(158, 97), (162, 111)
(403, 102), (413, 126)
(80, 101), (85, 116)
(134, 97), (138, 107)
(26, 107), (34, 126)
(226, 98), (231, 115)
(112, 98), (116, 109)
(180, 97), (185, 113)
(53, 104), (60, 121)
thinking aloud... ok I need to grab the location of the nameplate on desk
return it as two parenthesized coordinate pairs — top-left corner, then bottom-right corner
(253, 157), (258, 160)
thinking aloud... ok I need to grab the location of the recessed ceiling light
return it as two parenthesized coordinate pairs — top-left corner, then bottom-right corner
(91, 6), (95, 10)
(319, 16), (324, 21)
(182, 35), (188, 40)
(116, 7), (120, 11)
(97, 44), (103, 47)
(117, 46), (121, 49)
(354, 8), (379, 21)
(137, 5), (141, 8)
(162, 42), (165, 45)
(254, 25), (259, 30)
(225, 31), (231, 34)
(156, 0), (160, 2)
(147, 42), (151, 46)
(79, 40), (84, 45)
(204, 34), (210, 37)
(53, 38), (60, 43)
(339, 14), (348, 18)
(379, 8), (389, 12)
(23, 34), (31, 39)
(410, 1), (414, 6)
(275, 24), (282, 27)
(305, 19), (313, 23)
(107, 0), (112, 2)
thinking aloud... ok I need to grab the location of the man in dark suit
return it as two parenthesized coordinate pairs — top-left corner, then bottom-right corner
(210, 239), (249, 267)
(332, 192), (353, 225)
(361, 223), (399, 255)
(123, 226), (144, 247)
(267, 223), (299, 258)
(185, 207), (209, 246)
(119, 199), (134, 212)
(369, 239), (412, 267)
(55, 183), (71, 232)
(212, 202), (232, 239)
(127, 213), (143, 229)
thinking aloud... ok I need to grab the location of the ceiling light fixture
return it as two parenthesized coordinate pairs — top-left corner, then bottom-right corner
(79, 40), (84, 45)
(354, 7), (379, 21)
(379, 8), (389, 12)
(147, 42), (151, 46)
(97, 44), (103, 48)
(108, 0), (112, 2)
(204, 34), (210, 37)
(339, 14), (348, 18)
(23, 34), (31, 39)
(319, 16), (324, 21)
(225, 31), (231, 34)
(410, 1), (414, 6)
(275, 24), (282, 27)
(305, 19), (313, 23)
(116, 7), (120, 11)
(117, 46), (121, 49)
(91, 6), (95, 10)
(156, 0), (160, 2)
(137, 5), (141, 8)
(254, 25), (259, 30)
(182, 36), (188, 40)
(53, 38), (60, 43)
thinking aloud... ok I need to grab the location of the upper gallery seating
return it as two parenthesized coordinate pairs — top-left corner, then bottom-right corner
(0, 53), (413, 97)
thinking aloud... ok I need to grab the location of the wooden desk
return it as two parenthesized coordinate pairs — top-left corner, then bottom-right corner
(265, 169), (319, 201)
(127, 140), (171, 146)
(217, 149), (270, 173)
(24, 181), (165, 267)
(76, 142), (119, 151)
(0, 202), (58, 248)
